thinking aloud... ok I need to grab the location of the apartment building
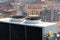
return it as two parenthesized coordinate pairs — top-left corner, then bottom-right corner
(40, 8), (60, 22)
(26, 3), (43, 15)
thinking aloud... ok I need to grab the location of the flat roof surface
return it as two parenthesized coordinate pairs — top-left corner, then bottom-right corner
(0, 18), (57, 27)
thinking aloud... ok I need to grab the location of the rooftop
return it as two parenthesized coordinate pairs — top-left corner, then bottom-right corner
(0, 18), (57, 27)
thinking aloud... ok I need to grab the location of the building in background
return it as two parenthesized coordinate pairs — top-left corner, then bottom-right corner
(40, 8), (60, 22)
(26, 3), (43, 15)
